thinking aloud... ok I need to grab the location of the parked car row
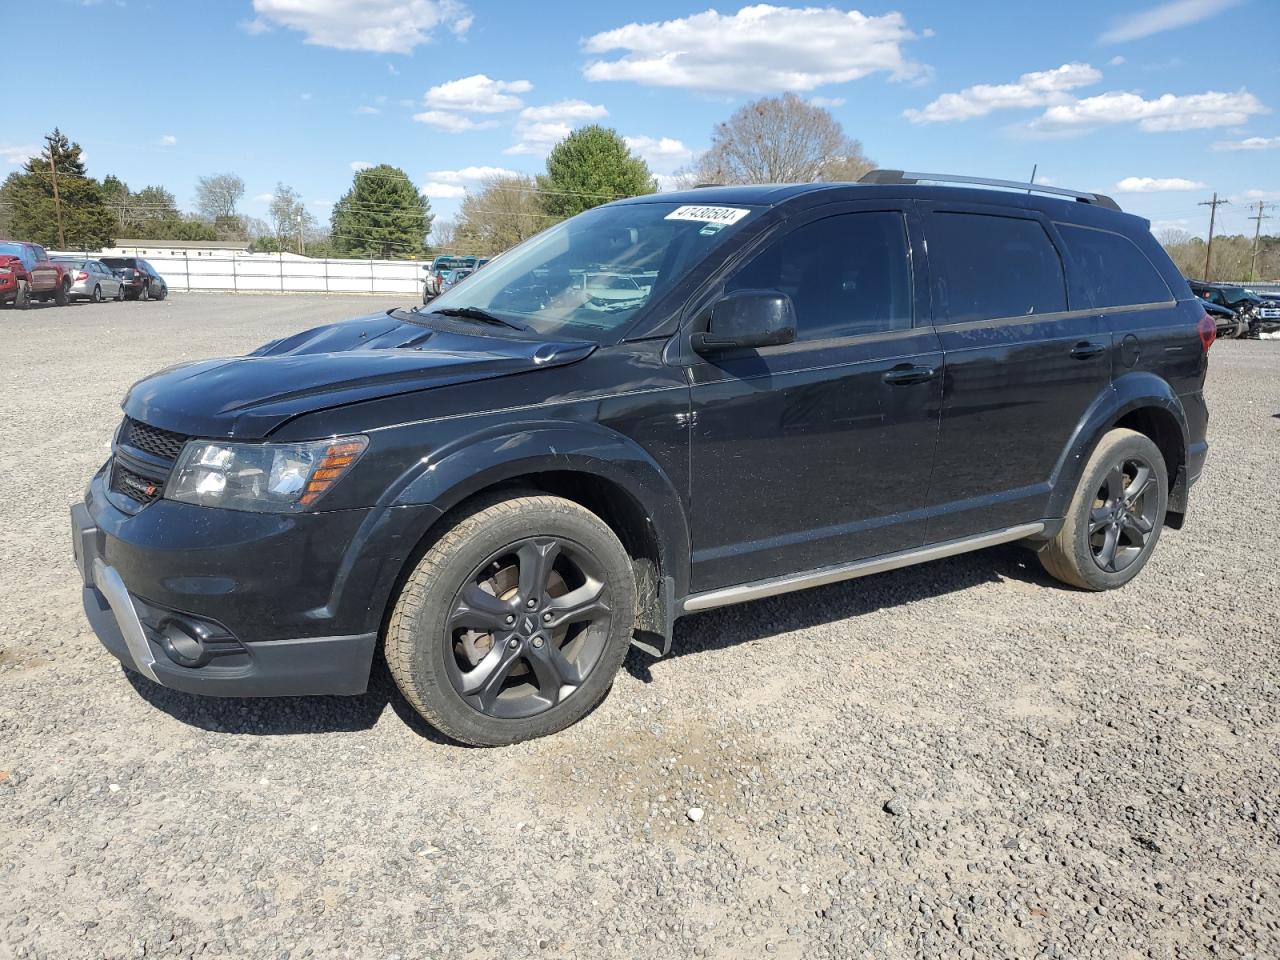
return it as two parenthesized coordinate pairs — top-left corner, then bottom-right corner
(0, 241), (169, 308)
(1189, 279), (1280, 339)
(422, 255), (488, 303)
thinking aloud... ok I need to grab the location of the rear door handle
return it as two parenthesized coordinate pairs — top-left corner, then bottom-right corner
(882, 364), (938, 386)
(1070, 341), (1107, 360)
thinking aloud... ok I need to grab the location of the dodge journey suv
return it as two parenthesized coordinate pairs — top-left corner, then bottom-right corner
(72, 170), (1211, 746)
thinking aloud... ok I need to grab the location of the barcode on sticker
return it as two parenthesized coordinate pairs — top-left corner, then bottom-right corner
(665, 205), (750, 225)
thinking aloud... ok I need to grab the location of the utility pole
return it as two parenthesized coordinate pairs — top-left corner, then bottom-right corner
(45, 134), (66, 249)
(1248, 200), (1275, 282)
(1199, 193), (1229, 280)
(297, 211), (305, 256)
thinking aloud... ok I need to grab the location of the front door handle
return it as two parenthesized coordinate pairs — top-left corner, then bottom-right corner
(1070, 341), (1107, 360)
(882, 364), (938, 386)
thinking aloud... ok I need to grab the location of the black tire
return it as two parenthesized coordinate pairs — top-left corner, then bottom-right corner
(1039, 428), (1168, 591)
(114, 284), (123, 302)
(139, 282), (150, 301)
(54, 280), (70, 307)
(14, 281), (29, 310)
(386, 494), (636, 746)
(91, 284), (102, 303)
(157, 284), (167, 301)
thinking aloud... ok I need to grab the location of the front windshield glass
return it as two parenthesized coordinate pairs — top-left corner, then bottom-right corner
(425, 201), (755, 340)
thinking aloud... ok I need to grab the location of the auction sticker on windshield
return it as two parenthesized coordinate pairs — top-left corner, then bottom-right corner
(664, 205), (751, 226)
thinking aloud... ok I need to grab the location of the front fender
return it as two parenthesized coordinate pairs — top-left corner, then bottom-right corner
(387, 420), (691, 600)
(1044, 372), (1189, 521)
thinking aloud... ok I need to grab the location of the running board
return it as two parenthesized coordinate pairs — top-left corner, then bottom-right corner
(680, 522), (1046, 613)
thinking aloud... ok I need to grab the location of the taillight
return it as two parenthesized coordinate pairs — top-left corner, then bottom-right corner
(76, 271), (89, 281)
(1198, 312), (1216, 352)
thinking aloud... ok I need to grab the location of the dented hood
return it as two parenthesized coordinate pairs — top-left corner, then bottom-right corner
(122, 312), (595, 439)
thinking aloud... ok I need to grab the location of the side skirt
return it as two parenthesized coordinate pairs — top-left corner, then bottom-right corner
(679, 521), (1046, 614)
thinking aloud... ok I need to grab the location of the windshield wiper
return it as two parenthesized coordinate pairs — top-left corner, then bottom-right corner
(428, 306), (529, 331)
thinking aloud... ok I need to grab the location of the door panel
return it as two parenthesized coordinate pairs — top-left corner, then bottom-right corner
(686, 205), (942, 592)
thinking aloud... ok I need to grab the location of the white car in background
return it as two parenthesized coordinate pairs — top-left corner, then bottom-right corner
(51, 258), (125, 303)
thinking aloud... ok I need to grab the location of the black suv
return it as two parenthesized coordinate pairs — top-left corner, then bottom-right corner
(99, 256), (168, 301)
(71, 171), (1211, 745)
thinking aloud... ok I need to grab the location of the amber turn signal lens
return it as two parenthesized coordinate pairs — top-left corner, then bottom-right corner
(300, 438), (368, 506)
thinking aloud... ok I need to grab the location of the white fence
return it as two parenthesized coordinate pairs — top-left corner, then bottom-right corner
(53, 251), (429, 296)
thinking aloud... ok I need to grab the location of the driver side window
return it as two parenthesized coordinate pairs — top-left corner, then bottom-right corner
(726, 212), (913, 341)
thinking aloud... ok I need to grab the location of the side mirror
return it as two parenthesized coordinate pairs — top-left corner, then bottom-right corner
(691, 290), (797, 354)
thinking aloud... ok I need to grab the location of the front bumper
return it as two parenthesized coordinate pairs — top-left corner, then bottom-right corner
(71, 468), (442, 697)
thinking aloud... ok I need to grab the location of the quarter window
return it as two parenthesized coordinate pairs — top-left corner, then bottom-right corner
(726, 212), (913, 340)
(927, 212), (1067, 324)
(1057, 225), (1172, 308)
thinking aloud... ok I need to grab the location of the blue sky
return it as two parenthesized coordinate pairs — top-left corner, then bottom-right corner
(8, 0), (1279, 238)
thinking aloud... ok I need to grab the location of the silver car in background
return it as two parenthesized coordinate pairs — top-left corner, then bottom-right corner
(51, 259), (124, 303)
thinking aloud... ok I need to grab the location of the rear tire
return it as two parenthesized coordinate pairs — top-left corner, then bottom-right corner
(139, 282), (150, 302)
(1039, 428), (1168, 591)
(91, 284), (102, 303)
(54, 280), (70, 307)
(14, 281), (29, 310)
(114, 285), (123, 302)
(386, 494), (636, 746)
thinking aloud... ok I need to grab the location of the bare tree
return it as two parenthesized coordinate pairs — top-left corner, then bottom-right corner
(693, 94), (874, 185)
(455, 175), (546, 256)
(194, 173), (245, 220)
(268, 182), (314, 252)
(430, 219), (457, 252)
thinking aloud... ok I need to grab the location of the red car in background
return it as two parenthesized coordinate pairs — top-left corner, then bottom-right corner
(0, 241), (71, 308)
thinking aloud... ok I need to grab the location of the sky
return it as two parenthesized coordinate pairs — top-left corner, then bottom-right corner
(7, 0), (1280, 239)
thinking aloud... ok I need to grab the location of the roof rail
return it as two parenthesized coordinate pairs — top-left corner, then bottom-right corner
(858, 169), (1121, 212)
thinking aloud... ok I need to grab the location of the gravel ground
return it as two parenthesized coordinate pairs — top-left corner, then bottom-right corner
(1, 294), (1277, 960)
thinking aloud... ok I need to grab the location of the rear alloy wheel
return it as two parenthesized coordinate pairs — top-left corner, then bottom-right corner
(386, 494), (636, 746)
(1039, 428), (1168, 591)
(91, 284), (102, 303)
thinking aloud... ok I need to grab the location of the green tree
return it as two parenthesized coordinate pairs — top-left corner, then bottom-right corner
(537, 126), (654, 220)
(331, 165), (432, 258)
(3, 129), (114, 249)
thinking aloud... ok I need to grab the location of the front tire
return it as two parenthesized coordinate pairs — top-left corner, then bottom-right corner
(386, 494), (636, 746)
(91, 284), (102, 303)
(1039, 428), (1168, 591)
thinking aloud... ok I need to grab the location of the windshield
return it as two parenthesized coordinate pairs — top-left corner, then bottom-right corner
(425, 201), (755, 340)
(101, 258), (133, 268)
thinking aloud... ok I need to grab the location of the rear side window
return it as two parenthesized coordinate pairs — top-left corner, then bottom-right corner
(1057, 225), (1172, 308)
(726, 212), (913, 341)
(927, 212), (1067, 324)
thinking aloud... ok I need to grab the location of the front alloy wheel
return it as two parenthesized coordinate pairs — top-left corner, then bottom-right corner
(386, 494), (636, 746)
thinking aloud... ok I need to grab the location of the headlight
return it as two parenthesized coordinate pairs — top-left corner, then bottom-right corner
(166, 436), (368, 513)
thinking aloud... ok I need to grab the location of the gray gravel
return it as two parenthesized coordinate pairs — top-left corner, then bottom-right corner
(2, 293), (1278, 960)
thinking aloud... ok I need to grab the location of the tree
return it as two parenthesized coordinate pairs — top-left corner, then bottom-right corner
(268, 182), (315, 252)
(330, 164), (432, 258)
(430, 219), (457, 253)
(455, 176), (546, 256)
(194, 173), (244, 220)
(692, 93), (874, 185)
(1, 129), (114, 249)
(537, 126), (654, 220)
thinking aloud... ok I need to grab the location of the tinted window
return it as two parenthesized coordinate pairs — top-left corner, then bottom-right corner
(726, 212), (912, 340)
(927, 213), (1066, 324)
(1057, 225), (1171, 307)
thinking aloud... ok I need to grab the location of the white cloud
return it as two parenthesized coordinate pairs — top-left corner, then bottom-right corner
(519, 100), (608, 123)
(1, 144), (38, 165)
(424, 74), (532, 113)
(158, 134), (177, 147)
(624, 135), (694, 171)
(355, 105), (380, 115)
(506, 101), (609, 155)
(350, 160), (374, 171)
(1108, 56), (1126, 66)
(426, 166), (521, 183)
(420, 182), (467, 199)
(300, 92), (312, 102)
(583, 5), (926, 93)
(1114, 176), (1207, 193)
(238, 17), (271, 35)
(412, 110), (498, 132)
(251, 0), (471, 54)
(1235, 188), (1280, 202)
(905, 63), (1101, 123)
(1034, 88), (1267, 133)
(252, 193), (274, 204)
(387, 63), (399, 76)
(1099, 0), (1242, 44)
(808, 96), (846, 108)
(1213, 135), (1280, 151)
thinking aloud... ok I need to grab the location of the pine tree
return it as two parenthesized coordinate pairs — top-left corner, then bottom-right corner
(330, 165), (432, 258)
(536, 126), (655, 220)
(3, 129), (114, 249)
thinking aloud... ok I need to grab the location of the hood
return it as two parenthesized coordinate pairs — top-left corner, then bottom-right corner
(123, 312), (595, 439)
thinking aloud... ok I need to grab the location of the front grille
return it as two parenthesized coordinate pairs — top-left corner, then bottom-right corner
(121, 417), (189, 461)
(110, 462), (164, 504)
